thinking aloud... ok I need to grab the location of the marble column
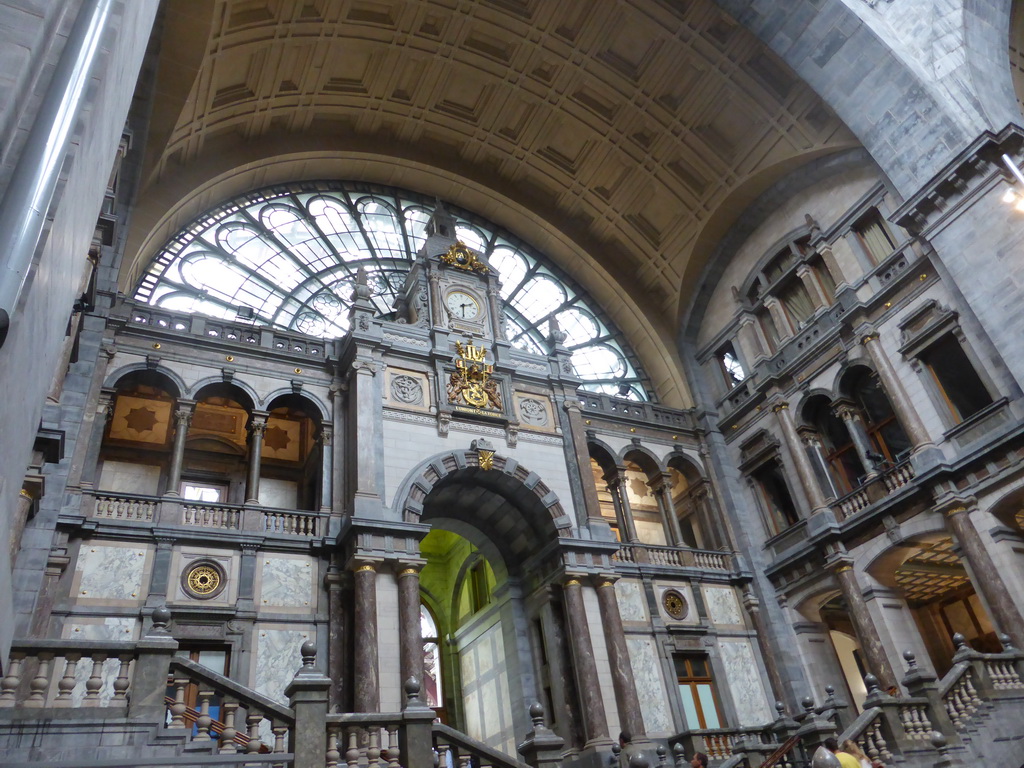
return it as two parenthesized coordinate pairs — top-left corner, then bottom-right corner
(245, 412), (268, 504)
(859, 329), (934, 453)
(326, 565), (344, 710)
(165, 401), (195, 495)
(834, 403), (878, 479)
(944, 503), (1024, 648)
(650, 473), (685, 546)
(772, 401), (830, 515)
(562, 577), (609, 745)
(594, 576), (644, 737)
(741, 588), (786, 706)
(606, 468), (640, 543)
(396, 563), (424, 701)
(353, 561), (380, 712)
(318, 423), (333, 512)
(830, 560), (899, 692)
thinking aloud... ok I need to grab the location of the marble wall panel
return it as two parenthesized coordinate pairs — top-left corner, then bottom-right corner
(253, 625), (313, 704)
(615, 579), (648, 623)
(258, 556), (314, 609)
(97, 460), (161, 495)
(258, 478), (298, 509)
(74, 543), (149, 605)
(703, 586), (743, 626)
(718, 639), (773, 726)
(459, 622), (515, 756)
(625, 636), (674, 734)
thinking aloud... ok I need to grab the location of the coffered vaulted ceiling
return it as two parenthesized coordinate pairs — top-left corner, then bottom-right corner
(124, 0), (859, 407)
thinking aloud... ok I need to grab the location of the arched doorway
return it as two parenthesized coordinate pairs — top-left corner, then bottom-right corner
(399, 448), (577, 755)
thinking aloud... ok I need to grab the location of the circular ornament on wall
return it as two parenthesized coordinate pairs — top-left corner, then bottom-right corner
(518, 397), (549, 427)
(391, 374), (424, 405)
(662, 589), (688, 620)
(182, 560), (226, 599)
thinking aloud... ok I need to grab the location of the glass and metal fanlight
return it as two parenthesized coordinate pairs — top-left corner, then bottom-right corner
(136, 182), (649, 399)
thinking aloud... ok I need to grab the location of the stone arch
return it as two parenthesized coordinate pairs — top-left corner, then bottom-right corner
(262, 387), (329, 420)
(985, 483), (1024, 532)
(835, 363), (878, 401)
(190, 378), (258, 413)
(621, 444), (662, 476)
(735, 224), (816, 302)
(665, 451), (706, 484)
(397, 449), (573, 535)
(796, 389), (836, 429)
(586, 437), (619, 475)
(104, 364), (185, 399)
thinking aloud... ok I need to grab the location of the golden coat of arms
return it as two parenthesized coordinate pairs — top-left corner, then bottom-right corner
(447, 340), (502, 411)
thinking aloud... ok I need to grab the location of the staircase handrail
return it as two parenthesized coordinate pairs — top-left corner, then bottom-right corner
(936, 661), (971, 699)
(163, 695), (251, 748)
(432, 722), (533, 768)
(10, 638), (138, 654)
(759, 733), (802, 768)
(169, 657), (294, 723)
(838, 706), (882, 745)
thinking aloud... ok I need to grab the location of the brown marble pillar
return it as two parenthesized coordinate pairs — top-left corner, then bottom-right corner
(353, 561), (380, 712)
(651, 473), (685, 546)
(326, 565), (344, 710)
(740, 588), (786, 707)
(607, 468), (640, 543)
(397, 564), (424, 702)
(562, 577), (609, 745)
(859, 330), (934, 453)
(772, 401), (830, 515)
(945, 504), (1024, 648)
(834, 403), (878, 480)
(594, 577), (644, 737)
(245, 412), (268, 503)
(164, 401), (195, 495)
(831, 561), (899, 692)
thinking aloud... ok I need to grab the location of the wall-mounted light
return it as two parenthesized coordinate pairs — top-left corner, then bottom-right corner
(1001, 154), (1024, 212)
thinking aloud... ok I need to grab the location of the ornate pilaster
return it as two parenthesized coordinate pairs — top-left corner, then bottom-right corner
(245, 411), (268, 504)
(164, 400), (196, 495)
(77, 387), (116, 489)
(319, 422), (333, 512)
(593, 576), (644, 738)
(562, 576), (610, 746)
(827, 557), (899, 692)
(942, 501), (1024, 648)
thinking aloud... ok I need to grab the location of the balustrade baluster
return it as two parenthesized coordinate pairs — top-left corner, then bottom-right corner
(346, 727), (360, 768)
(195, 690), (214, 740)
(112, 653), (132, 703)
(367, 727), (381, 768)
(386, 726), (400, 768)
(326, 725), (341, 768)
(246, 712), (263, 753)
(54, 652), (81, 707)
(168, 678), (189, 727)
(220, 701), (239, 753)
(25, 651), (54, 707)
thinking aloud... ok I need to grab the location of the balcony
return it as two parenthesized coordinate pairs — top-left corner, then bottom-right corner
(830, 459), (916, 522)
(613, 542), (734, 571)
(577, 392), (694, 431)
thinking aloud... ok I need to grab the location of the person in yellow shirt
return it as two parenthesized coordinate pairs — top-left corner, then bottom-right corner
(825, 737), (862, 768)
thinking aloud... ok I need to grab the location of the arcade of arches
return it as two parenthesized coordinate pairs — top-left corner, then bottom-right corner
(4, 1), (1024, 766)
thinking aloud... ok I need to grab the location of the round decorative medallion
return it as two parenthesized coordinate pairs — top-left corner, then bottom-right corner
(519, 398), (549, 427)
(662, 589), (688, 620)
(390, 374), (424, 405)
(182, 561), (226, 599)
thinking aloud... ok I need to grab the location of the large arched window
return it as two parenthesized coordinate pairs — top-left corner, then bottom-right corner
(135, 182), (649, 399)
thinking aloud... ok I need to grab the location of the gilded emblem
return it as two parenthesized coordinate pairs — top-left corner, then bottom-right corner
(447, 340), (502, 411)
(440, 241), (488, 274)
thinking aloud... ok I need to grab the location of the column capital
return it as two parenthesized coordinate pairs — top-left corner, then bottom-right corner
(770, 400), (790, 414)
(935, 495), (977, 519)
(394, 560), (426, 577)
(855, 323), (881, 345)
(825, 554), (855, 575)
(592, 574), (619, 589)
(562, 574), (585, 588)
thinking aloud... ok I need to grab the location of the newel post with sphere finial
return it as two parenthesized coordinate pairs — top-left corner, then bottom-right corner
(900, 649), (960, 747)
(129, 606), (179, 719)
(399, 676), (437, 768)
(286, 640), (332, 768)
(518, 702), (566, 768)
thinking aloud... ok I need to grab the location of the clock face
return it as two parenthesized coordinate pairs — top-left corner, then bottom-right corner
(446, 290), (481, 320)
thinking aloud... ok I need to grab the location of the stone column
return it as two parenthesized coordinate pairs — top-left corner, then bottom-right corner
(772, 401), (830, 515)
(764, 297), (791, 337)
(353, 561), (380, 712)
(562, 576), (609, 745)
(559, 395), (607, 532)
(165, 400), (196, 495)
(325, 564), (344, 710)
(833, 402), (878, 480)
(735, 314), (764, 366)
(606, 468), (640, 543)
(859, 329), (934, 454)
(245, 412), (268, 504)
(319, 423), (333, 512)
(741, 588), (786, 706)
(593, 576), (644, 737)
(396, 563), (425, 698)
(650, 473), (685, 546)
(944, 503), (1024, 648)
(829, 559), (899, 692)
(796, 264), (828, 308)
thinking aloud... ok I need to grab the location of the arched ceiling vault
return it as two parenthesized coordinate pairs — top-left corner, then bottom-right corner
(124, 0), (861, 408)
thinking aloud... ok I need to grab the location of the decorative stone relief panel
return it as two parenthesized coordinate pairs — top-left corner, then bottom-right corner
(384, 368), (430, 411)
(514, 393), (554, 431)
(73, 543), (149, 605)
(614, 579), (647, 622)
(655, 583), (698, 624)
(61, 617), (138, 707)
(625, 636), (674, 734)
(703, 586), (744, 626)
(171, 548), (237, 606)
(258, 555), (315, 610)
(718, 639), (773, 726)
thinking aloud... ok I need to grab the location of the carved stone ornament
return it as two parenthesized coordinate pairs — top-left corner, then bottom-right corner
(440, 241), (488, 273)
(390, 374), (424, 405)
(662, 589), (688, 620)
(447, 340), (502, 411)
(519, 397), (549, 427)
(181, 560), (227, 600)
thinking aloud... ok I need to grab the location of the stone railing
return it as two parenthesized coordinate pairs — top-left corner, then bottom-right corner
(613, 542), (732, 571)
(0, 639), (138, 709)
(126, 303), (327, 359)
(577, 392), (693, 431)
(831, 460), (916, 522)
(82, 490), (326, 538)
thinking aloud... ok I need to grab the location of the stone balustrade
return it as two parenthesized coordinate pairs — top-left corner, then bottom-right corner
(831, 460), (916, 522)
(82, 490), (326, 538)
(614, 542), (733, 571)
(0, 640), (137, 709)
